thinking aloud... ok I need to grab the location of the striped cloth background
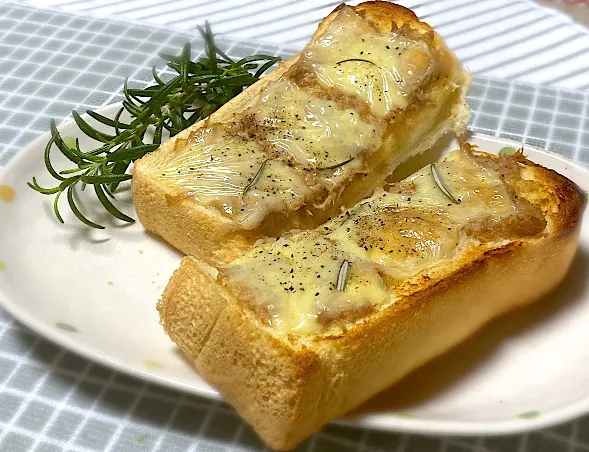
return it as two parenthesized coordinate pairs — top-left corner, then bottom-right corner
(1, 2), (589, 451)
(22, 0), (589, 90)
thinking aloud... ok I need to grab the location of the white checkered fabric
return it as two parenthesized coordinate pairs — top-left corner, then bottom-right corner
(1, 3), (589, 452)
(20, 0), (589, 90)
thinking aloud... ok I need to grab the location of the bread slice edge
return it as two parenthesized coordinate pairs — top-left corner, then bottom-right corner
(158, 158), (584, 450)
(132, 1), (471, 267)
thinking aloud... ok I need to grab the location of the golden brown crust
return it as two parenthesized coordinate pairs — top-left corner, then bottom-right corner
(355, 1), (429, 34)
(158, 152), (584, 449)
(161, 226), (581, 450)
(160, 257), (326, 449)
(148, 4), (583, 449)
(152, 4), (583, 448)
(132, 171), (265, 266)
(132, 1), (471, 267)
(523, 160), (585, 231)
(467, 146), (586, 233)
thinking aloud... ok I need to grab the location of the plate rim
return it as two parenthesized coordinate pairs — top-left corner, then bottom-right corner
(0, 104), (224, 401)
(1, 107), (588, 436)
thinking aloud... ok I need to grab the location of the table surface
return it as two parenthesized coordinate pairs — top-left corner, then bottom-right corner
(21, 0), (589, 90)
(1, 1), (589, 451)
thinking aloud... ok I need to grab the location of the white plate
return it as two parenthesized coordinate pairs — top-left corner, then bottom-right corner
(0, 104), (587, 437)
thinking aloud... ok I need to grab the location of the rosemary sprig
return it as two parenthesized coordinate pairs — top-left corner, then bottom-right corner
(431, 163), (459, 204)
(29, 23), (280, 229)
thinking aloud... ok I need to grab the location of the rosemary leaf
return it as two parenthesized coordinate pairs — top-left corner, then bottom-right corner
(27, 177), (60, 195)
(94, 184), (135, 223)
(105, 144), (159, 162)
(152, 65), (164, 85)
(53, 190), (64, 224)
(254, 57), (281, 78)
(80, 173), (133, 185)
(67, 185), (104, 229)
(43, 137), (66, 181)
(72, 111), (115, 143)
(50, 120), (82, 164)
(336, 58), (378, 66)
(316, 157), (354, 170)
(108, 161), (131, 193)
(86, 110), (132, 130)
(431, 163), (459, 204)
(336, 259), (350, 291)
(243, 159), (269, 195)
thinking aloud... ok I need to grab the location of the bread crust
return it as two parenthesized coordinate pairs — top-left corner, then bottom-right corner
(132, 1), (471, 267)
(158, 158), (584, 450)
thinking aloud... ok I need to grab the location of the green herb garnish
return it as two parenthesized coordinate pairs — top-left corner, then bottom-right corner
(431, 163), (459, 204)
(29, 22), (280, 229)
(242, 159), (269, 195)
(336, 259), (350, 291)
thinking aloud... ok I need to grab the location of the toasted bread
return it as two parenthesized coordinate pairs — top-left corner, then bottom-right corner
(158, 146), (584, 450)
(132, 2), (470, 267)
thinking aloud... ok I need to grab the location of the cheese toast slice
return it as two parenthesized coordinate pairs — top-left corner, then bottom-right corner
(132, 2), (471, 266)
(158, 145), (584, 450)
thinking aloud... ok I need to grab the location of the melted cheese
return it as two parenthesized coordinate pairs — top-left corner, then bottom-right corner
(154, 127), (314, 228)
(224, 232), (389, 334)
(154, 78), (386, 228)
(330, 207), (460, 278)
(225, 150), (520, 335)
(381, 150), (515, 223)
(330, 150), (514, 276)
(238, 159), (315, 228)
(252, 80), (383, 168)
(157, 127), (265, 199)
(151, 7), (437, 229)
(304, 6), (432, 116)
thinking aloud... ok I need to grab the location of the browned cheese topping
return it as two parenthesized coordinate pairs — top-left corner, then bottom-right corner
(223, 147), (547, 335)
(151, 6), (438, 229)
